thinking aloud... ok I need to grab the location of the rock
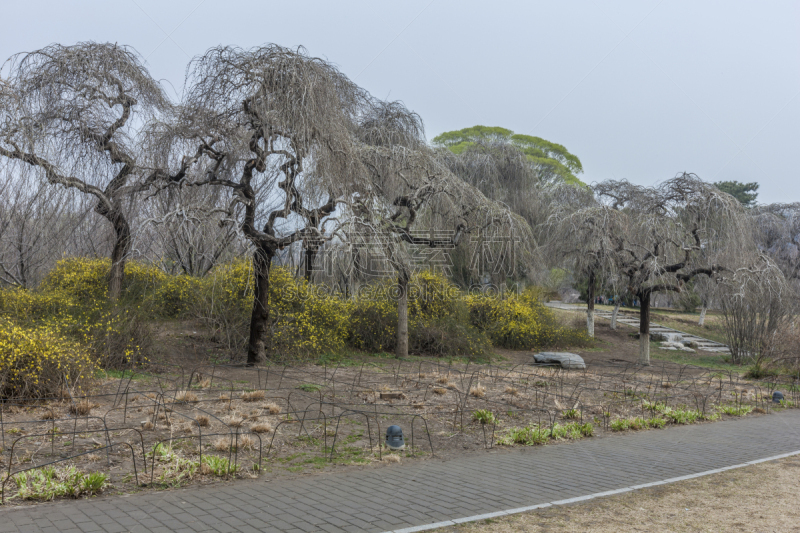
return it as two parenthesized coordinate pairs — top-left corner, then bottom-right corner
(659, 340), (695, 353)
(773, 391), (784, 404)
(380, 392), (406, 400)
(533, 352), (586, 370)
(653, 332), (684, 343)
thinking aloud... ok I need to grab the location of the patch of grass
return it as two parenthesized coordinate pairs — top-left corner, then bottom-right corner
(561, 408), (579, 420)
(610, 418), (630, 431)
(744, 364), (779, 379)
(650, 345), (740, 372)
(661, 406), (701, 424)
(472, 409), (496, 425)
(717, 404), (753, 416)
(201, 455), (237, 476)
(296, 435), (321, 446)
(297, 383), (322, 393)
(611, 416), (665, 431)
(11, 466), (109, 501)
(497, 422), (592, 446)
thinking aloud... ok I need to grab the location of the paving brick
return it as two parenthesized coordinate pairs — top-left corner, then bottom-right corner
(3, 411), (800, 532)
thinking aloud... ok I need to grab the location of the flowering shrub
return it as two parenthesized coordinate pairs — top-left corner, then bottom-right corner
(0, 319), (97, 398)
(1, 256), (590, 370)
(349, 272), (491, 357)
(468, 287), (590, 350)
(195, 260), (350, 357)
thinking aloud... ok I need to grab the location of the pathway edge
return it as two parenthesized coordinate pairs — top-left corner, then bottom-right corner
(387, 449), (800, 533)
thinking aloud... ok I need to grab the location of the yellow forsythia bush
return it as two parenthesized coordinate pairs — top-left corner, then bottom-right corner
(348, 271), (491, 356)
(467, 287), (590, 349)
(41, 257), (196, 317)
(0, 319), (97, 399)
(197, 259), (351, 356)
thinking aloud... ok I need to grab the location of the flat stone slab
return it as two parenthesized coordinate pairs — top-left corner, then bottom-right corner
(533, 351), (586, 369)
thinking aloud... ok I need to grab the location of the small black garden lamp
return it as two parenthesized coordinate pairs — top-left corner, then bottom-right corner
(773, 391), (784, 404)
(385, 425), (405, 450)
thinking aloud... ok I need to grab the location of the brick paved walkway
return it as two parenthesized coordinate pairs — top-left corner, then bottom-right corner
(2, 410), (799, 533)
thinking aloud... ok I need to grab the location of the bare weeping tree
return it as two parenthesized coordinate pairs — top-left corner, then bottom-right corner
(436, 138), (557, 268)
(351, 108), (532, 357)
(138, 185), (246, 276)
(145, 45), (373, 364)
(595, 173), (755, 365)
(717, 259), (792, 365)
(753, 203), (800, 291)
(547, 188), (629, 337)
(0, 43), (168, 298)
(0, 168), (84, 287)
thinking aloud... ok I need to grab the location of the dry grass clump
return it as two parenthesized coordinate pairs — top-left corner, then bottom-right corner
(433, 387), (447, 395)
(212, 436), (233, 452)
(68, 399), (92, 416)
(413, 403), (425, 409)
(224, 414), (245, 428)
(382, 454), (401, 463)
(194, 415), (210, 427)
(661, 382), (673, 389)
(238, 434), (256, 451)
(241, 390), (265, 402)
(175, 390), (199, 403)
(754, 407), (766, 414)
(250, 422), (273, 434)
(263, 402), (282, 415)
(142, 420), (154, 430)
(418, 373), (427, 379)
(436, 373), (451, 385)
(504, 386), (519, 396)
(194, 375), (211, 388)
(470, 383), (486, 398)
(40, 408), (57, 420)
(218, 393), (231, 402)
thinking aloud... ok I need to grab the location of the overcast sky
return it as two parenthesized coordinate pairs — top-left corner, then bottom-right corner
(1, 0), (797, 203)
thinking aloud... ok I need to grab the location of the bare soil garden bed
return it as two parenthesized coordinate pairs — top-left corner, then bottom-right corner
(1, 324), (796, 507)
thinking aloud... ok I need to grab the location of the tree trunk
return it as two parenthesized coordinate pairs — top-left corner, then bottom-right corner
(639, 290), (651, 365)
(303, 243), (317, 283)
(247, 244), (274, 365)
(104, 207), (131, 301)
(586, 270), (596, 338)
(395, 272), (409, 358)
(610, 300), (621, 330)
(698, 303), (707, 326)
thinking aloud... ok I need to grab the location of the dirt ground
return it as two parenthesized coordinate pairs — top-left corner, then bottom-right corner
(0, 319), (795, 506)
(433, 454), (800, 533)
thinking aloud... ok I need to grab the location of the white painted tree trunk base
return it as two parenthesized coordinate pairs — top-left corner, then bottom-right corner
(610, 302), (621, 330)
(639, 333), (651, 365)
(586, 309), (595, 338)
(698, 306), (707, 326)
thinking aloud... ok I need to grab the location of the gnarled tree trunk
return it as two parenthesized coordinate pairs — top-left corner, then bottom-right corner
(586, 269), (596, 337)
(98, 203), (132, 301)
(639, 290), (651, 365)
(247, 244), (274, 365)
(395, 271), (410, 358)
